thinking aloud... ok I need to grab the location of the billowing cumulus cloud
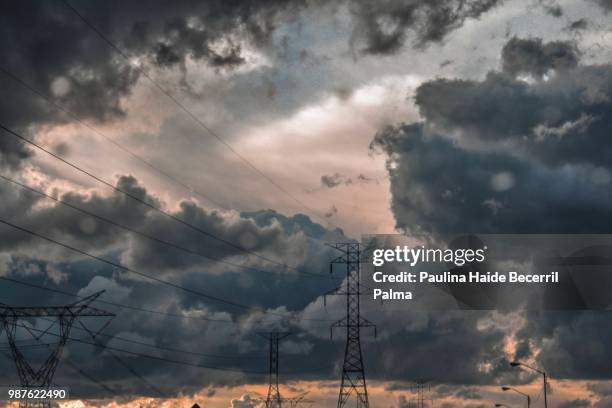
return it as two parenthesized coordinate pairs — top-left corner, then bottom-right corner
(367, 35), (612, 403)
(230, 394), (260, 408)
(0, 175), (156, 260)
(372, 37), (612, 234)
(501, 37), (580, 78)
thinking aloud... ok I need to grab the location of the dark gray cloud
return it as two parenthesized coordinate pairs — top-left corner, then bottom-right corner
(538, 0), (564, 17)
(501, 37), (580, 78)
(566, 18), (589, 32)
(349, 0), (502, 55)
(592, 0), (612, 12)
(372, 122), (612, 234)
(321, 172), (350, 188)
(0, 172), (343, 288)
(0, 169), (357, 398)
(413, 71), (612, 171)
(372, 311), (508, 383)
(0, 1), (133, 170)
(0, 0), (504, 172)
(121, 202), (290, 273)
(0, 0), (311, 170)
(320, 172), (377, 188)
(368, 36), (612, 395)
(520, 311), (612, 380)
(0, 171), (516, 399)
(372, 37), (612, 234)
(0, 175), (155, 259)
(112, 0), (309, 69)
(3, 2), (612, 404)
(0, 1), (139, 127)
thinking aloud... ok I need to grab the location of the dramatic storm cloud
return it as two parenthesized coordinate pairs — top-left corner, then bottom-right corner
(373, 36), (612, 234)
(1, 0), (612, 406)
(501, 37), (580, 78)
(0, 0), (325, 173)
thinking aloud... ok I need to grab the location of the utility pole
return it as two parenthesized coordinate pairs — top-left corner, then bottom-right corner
(510, 361), (547, 408)
(260, 331), (291, 408)
(0, 292), (114, 408)
(326, 242), (376, 408)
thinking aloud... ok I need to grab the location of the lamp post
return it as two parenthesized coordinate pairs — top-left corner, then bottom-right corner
(502, 387), (530, 408)
(510, 361), (547, 408)
(495, 404), (512, 408)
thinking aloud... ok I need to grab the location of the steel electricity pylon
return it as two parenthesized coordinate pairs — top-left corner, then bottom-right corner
(410, 380), (433, 408)
(326, 242), (376, 408)
(0, 291), (114, 408)
(259, 331), (291, 408)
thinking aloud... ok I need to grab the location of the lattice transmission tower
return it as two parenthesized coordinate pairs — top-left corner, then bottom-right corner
(257, 331), (313, 408)
(260, 331), (291, 408)
(326, 242), (376, 408)
(0, 291), (114, 408)
(409, 380), (433, 408)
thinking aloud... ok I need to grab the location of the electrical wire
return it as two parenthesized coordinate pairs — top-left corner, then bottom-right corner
(0, 64), (226, 211)
(0, 276), (234, 324)
(77, 320), (167, 398)
(0, 173), (327, 279)
(0, 216), (335, 323)
(0, 122), (326, 278)
(11, 320), (265, 375)
(2, 310), (263, 361)
(58, 0), (335, 228)
(0, 276), (336, 332)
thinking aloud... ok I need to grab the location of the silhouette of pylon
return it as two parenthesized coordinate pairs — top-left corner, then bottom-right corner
(259, 331), (291, 408)
(326, 243), (376, 408)
(410, 380), (431, 408)
(0, 291), (114, 408)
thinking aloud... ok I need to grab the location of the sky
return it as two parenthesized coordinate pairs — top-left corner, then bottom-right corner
(1, 0), (612, 407)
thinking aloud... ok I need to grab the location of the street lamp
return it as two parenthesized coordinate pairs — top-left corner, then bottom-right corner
(495, 404), (512, 407)
(502, 386), (530, 408)
(511, 361), (547, 408)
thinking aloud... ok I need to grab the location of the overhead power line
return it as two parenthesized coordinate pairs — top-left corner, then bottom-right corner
(0, 174), (327, 279)
(0, 64), (226, 210)
(7, 325), (122, 398)
(9, 319), (338, 377)
(8, 320), (265, 375)
(8, 310), (263, 362)
(77, 320), (167, 398)
(0, 296), (335, 371)
(0, 276), (235, 325)
(62, 356), (119, 397)
(58, 0), (333, 227)
(0, 217), (335, 323)
(0, 276), (335, 335)
(0, 122), (320, 276)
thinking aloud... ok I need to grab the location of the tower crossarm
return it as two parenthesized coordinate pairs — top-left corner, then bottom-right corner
(0, 290), (115, 407)
(0, 291), (113, 318)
